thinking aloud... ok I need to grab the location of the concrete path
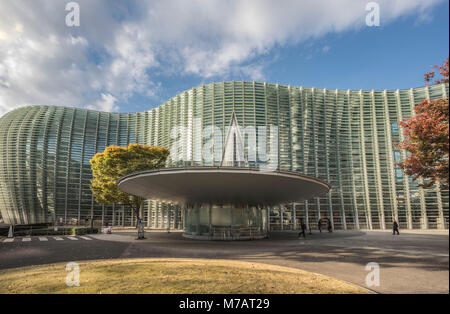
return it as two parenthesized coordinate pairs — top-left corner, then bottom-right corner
(0, 230), (448, 294)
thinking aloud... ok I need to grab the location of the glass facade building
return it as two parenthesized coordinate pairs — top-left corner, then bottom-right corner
(184, 204), (268, 240)
(0, 81), (448, 230)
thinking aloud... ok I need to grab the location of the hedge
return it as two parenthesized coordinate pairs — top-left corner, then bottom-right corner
(0, 227), (99, 237)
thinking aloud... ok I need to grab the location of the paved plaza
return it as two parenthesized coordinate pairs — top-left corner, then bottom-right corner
(0, 230), (448, 294)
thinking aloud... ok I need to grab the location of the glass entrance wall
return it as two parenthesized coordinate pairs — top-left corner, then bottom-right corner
(183, 203), (268, 240)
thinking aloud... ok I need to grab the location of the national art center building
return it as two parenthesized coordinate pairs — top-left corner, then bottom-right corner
(0, 81), (448, 231)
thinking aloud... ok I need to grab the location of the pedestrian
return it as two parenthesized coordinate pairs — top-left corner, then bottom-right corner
(393, 219), (400, 235)
(137, 217), (144, 239)
(298, 219), (307, 239)
(327, 219), (333, 233)
(318, 219), (322, 233)
(136, 216), (142, 229)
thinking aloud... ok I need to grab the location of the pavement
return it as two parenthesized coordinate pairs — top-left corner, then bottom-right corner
(0, 230), (448, 294)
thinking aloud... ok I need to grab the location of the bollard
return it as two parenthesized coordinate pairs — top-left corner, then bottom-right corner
(7, 225), (13, 238)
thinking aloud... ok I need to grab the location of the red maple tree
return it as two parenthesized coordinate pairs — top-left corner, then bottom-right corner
(397, 58), (449, 189)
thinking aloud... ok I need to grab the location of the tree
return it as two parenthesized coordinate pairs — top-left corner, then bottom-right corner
(90, 144), (170, 224)
(424, 57), (449, 84)
(397, 58), (449, 190)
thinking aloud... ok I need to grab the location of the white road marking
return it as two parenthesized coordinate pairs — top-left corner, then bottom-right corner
(3, 236), (94, 243)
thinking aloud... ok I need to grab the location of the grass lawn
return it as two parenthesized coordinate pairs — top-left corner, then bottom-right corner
(0, 258), (370, 294)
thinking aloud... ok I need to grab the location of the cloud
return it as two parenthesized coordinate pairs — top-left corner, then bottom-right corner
(0, 0), (444, 117)
(87, 93), (119, 112)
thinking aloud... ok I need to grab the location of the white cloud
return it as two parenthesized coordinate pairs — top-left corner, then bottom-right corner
(69, 36), (88, 46)
(88, 93), (119, 112)
(0, 0), (444, 117)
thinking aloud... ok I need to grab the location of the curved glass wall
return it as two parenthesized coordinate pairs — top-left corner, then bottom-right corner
(0, 81), (448, 230)
(184, 204), (268, 240)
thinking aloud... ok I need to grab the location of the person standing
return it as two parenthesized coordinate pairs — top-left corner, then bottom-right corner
(317, 219), (322, 233)
(393, 219), (400, 235)
(137, 217), (145, 239)
(298, 219), (307, 239)
(327, 219), (333, 233)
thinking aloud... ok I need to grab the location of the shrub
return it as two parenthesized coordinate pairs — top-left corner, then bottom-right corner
(5, 227), (99, 237)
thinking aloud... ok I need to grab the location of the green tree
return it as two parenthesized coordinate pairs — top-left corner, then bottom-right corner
(90, 144), (170, 224)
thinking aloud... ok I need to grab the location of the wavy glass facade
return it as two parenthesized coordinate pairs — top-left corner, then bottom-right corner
(0, 81), (448, 230)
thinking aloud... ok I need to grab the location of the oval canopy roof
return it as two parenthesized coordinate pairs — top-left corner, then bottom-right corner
(117, 167), (330, 206)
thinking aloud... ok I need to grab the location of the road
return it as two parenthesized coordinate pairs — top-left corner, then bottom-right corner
(0, 230), (448, 294)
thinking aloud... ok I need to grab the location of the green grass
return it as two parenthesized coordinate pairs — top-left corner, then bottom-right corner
(0, 258), (370, 294)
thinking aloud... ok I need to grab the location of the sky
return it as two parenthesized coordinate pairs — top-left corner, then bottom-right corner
(0, 0), (448, 116)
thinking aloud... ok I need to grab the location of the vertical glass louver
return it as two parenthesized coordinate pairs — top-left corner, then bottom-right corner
(0, 82), (448, 230)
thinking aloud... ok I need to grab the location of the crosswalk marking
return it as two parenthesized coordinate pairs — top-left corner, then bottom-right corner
(2, 236), (95, 243)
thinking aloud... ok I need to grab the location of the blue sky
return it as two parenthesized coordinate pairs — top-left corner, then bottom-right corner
(266, 4), (449, 91)
(0, 0), (448, 115)
(157, 1), (449, 104)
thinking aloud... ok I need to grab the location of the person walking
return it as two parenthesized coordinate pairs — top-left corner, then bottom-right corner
(136, 216), (141, 229)
(317, 219), (322, 233)
(393, 219), (400, 235)
(298, 219), (307, 239)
